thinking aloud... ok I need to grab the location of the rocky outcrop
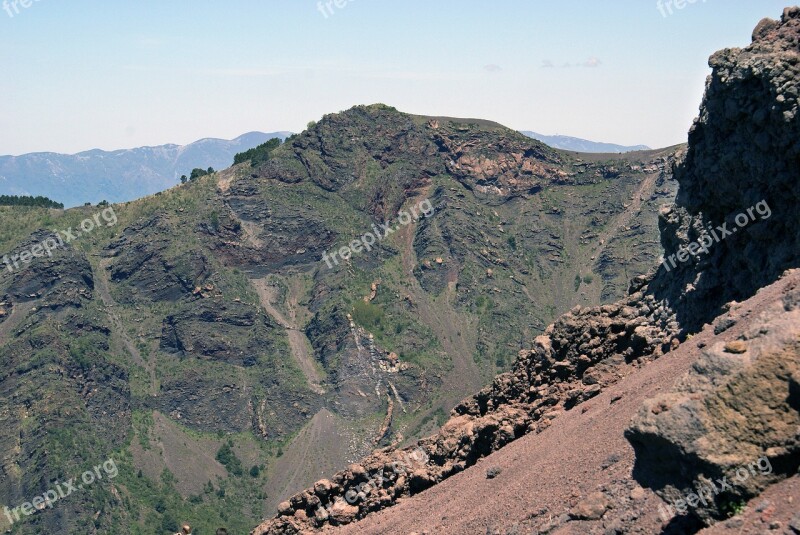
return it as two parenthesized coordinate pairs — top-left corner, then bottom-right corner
(627, 271), (800, 524)
(105, 214), (211, 302)
(0, 230), (94, 311)
(159, 299), (278, 366)
(431, 123), (565, 199)
(647, 7), (800, 333)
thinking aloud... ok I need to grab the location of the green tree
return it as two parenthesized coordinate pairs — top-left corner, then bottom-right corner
(189, 168), (208, 181)
(0, 195), (63, 209)
(233, 138), (282, 167)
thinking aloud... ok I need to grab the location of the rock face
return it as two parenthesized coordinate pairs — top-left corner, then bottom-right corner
(648, 7), (800, 333)
(252, 9), (800, 534)
(106, 214), (211, 302)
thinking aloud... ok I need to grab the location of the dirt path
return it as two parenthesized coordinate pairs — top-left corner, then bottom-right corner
(251, 277), (325, 394)
(95, 259), (158, 396)
(586, 170), (660, 278)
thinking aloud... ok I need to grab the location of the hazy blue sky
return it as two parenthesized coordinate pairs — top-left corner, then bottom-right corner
(0, 1), (790, 155)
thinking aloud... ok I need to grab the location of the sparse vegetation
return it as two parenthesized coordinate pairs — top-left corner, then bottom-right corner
(721, 498), (746, 518)
(352, 300), (384, 329)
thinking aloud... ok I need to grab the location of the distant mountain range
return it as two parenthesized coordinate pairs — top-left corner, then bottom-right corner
(521, 131), (650, 153)
(0, 131), (290, 208)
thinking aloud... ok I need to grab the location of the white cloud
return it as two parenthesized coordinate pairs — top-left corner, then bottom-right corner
(583, 57), (602, 68)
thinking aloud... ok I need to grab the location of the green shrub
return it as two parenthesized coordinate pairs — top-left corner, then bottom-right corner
(189, 168), (209, 181)
(216, 442), (243, 477)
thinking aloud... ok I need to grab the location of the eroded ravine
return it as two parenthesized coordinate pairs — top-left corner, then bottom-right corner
(251, 276), (325, 394)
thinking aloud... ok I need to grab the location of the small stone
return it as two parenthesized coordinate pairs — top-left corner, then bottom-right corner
(349, 464), (367, 478)
(570, 492), (610, 520)
(314, 478), (333, 496)
(755, 499), (771, 512)
(725, 517), (744, 529)
(601, 454), (621, 470)
(724, 340), (748, 354)
(277, 501), (293, 516)
(630, 487), (646, 501)
(330, 499), (359, 523)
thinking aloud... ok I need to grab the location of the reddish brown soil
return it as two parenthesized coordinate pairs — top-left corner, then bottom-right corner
(320, 272), (800, 535)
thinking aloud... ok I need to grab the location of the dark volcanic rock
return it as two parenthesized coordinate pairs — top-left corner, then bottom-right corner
(648, 7), (800, 333)
(1, 230), (94, 310)
(159, 298), (277, 366)
(625, 8), (800, 526)
(105, 214), (211, 302)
